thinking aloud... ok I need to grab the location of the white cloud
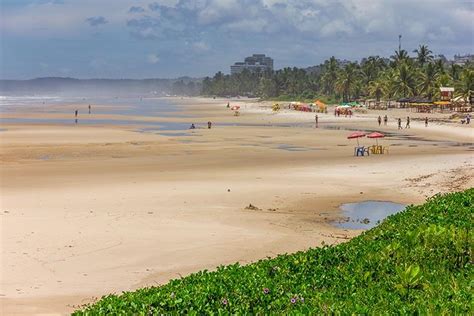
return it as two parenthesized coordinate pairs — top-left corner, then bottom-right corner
(2, 0), (473, 78)
(147, 53), (160, 64)
(1, 0), (149, 35)
(191, 41), (210, 53)
(320, 19), (353, 37)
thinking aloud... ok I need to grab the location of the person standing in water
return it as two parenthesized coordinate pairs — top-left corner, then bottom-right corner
(315, 114), (319, 128)
(383, 115), (388, 125)
(405, 116), (410, 129)
(88, 105), (91, 114)
(425, 117), (428, 127)
(398, 118), (402, 129)
(207, 121), (212, 129)
(75, 110), (78, 117)
(377, 116), (382, 126)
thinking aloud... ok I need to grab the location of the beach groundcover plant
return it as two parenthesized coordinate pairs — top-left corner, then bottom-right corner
(74, 189), (473, 315)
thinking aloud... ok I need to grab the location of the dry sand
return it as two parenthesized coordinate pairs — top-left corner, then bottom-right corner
(0, 97), (473, 315)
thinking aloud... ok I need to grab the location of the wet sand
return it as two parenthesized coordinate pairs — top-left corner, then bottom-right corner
(1, 97), (473, 315)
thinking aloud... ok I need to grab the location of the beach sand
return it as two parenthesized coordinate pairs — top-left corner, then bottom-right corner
(1, 97), (473, 315)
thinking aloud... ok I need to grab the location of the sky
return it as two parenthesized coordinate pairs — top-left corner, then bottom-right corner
(0, 0), (473, 79)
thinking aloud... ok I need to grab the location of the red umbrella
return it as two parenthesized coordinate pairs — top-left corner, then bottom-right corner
(231, 105), (240, 111)
(347, 131), (366, 146)
(367, 132), (385, 145)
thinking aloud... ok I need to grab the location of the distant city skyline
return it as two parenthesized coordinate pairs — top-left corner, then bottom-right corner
(1, 0), (473, 79)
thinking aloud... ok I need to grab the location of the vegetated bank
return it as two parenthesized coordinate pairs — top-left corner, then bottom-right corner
(75, 189), (473, 315)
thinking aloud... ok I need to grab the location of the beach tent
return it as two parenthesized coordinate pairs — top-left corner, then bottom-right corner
(299, 104), (311, 112)
(314, 100), (326, 108)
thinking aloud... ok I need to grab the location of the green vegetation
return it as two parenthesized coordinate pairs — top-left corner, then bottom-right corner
(201, 45), (474, 102)
(75, 189), (473, 315)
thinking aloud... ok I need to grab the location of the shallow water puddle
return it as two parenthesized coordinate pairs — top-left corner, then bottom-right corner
(277, 144), (310, 151)
(334, 201), (406, 229)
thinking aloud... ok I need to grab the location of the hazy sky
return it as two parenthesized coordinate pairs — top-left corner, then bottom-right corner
(1, 0), (473, 79)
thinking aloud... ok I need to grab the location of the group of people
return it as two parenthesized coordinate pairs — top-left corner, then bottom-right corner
(397, 117), (410, 129)
(334, 108), (352, 117)
(461, 114), (471, 124)
(376, 115), (431, 129)
(73, 105), (92, 122)
(190, 121), (213, 129)
(377, 115), (389, 126)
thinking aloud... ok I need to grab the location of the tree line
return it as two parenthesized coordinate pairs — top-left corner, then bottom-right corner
(201, 45), (473, 102)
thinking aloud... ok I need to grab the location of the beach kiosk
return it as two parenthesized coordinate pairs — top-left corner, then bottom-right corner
(440, 87), (454, 101)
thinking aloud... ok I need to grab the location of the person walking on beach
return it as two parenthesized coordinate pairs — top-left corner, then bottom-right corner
(75, 110), (78, 117)
(383, 115), (388, 125)
(466, 114), (471, 124)
(425, 117), (428, 127)
(207, 121), (212, 129)
(405, 116), (410, 129)
(398, 118), (402, 130)
(88, 104), (91, 114)
(315, 114), (319, 128)
(377, 116), (382, 126)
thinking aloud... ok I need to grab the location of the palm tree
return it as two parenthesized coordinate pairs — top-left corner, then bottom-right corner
(391, 49), (410, 66)
(418, 63), (439, 99)
(258, 77), (278, 98)
(382, 70), (398, 101)
(434, 59), (445, 75)
(368, 79), (386, 102)
(413, 45), (433, 67)
(449, 64), (461, 81)
(321, 56), (338, 96)
(392, 63), (417, 98)
(455, 69), (474, 99)
(335, 63), (360, 102)
(361, 56), (388, 86)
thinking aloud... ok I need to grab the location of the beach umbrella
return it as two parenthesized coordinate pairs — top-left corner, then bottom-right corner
(231, 105), (240, 111)
(347, 131), (366, 146)
(367, 132), (385, 145)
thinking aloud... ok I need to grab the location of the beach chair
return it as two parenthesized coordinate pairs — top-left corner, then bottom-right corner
(373, 145), (383, 154)
(382, 146), (389, 154)
(369, 145), (380, 154)
(355, 146), (369, 156)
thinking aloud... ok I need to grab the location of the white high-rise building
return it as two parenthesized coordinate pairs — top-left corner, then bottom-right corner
(230, 54), (274, 74)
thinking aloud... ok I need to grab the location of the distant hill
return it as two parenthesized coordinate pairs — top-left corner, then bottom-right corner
(304, 65), (323, 74)
(0, 77), (203, 97)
